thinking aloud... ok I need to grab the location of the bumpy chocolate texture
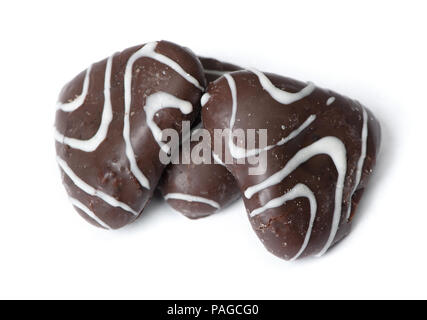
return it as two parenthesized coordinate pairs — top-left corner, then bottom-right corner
(158, 58), (241, 219)
(201, 70), (381, 260)
(55, 41), (206, 229)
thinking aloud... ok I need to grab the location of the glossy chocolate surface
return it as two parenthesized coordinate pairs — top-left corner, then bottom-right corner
(199, 56), (241, 82)
(201, 70), (381, 259)
(159, 138), (240, 219)
(55, 41), (205, 229)
(158, 57), (242, 218)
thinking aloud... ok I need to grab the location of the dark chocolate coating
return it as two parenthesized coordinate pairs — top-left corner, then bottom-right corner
(158, 139), (240, 219)
(199, 57), (241, 83)
(158, 58), (242, 218)
(201, 70), (381, 260)
(55, 40), (206, 229)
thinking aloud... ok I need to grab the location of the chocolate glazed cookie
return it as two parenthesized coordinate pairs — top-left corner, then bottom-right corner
(201, 70), (381, 260)
(158, 58), (242, 218)
(158, 128), (240, 219)
(199, 57), (241, 82)
(55, 41), (206, 229)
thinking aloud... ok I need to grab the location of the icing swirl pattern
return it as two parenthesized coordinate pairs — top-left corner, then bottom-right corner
(201, 69), (381, 259)
(55, 41), (205, 229)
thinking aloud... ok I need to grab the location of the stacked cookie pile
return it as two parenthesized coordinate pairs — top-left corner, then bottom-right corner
(54, 40), (380, 260)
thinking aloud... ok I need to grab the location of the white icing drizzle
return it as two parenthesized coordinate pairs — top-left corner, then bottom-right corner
(57, 156), (138, 216)
(224, 72), (316, 160)
(54, 55), (114, 152)
(204, 69), (227, 76)
(141, 42), (203, 90)
(123, 46), (151, 190)
(56, 42), (204, 223)
(231, 114), (317, 159)
(123, 42), (203, 190)
(201, 93), (211, 107)
(191, 127), (203, 137)
(56, 65), (92, 112)
(249, 68), (315, 104)
(164, 193), (220, 209)
(244, 136), (347, 257)
(69, 197), (112, 230)
(250, 183), (317, 261)
(144, 92), (193, 154)
(326, 97), (336, 106)
(345, 107), (368, 220)
(212, 151), (225, 166)
(224, 73), (239, 159)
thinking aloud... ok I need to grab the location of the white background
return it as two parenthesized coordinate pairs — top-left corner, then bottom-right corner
(0, 0), (425, 299)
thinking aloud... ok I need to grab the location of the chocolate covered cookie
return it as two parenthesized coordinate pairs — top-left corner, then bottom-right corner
(201, 70), (381, 260)
(55, 40), (206, 229)
(199, 57), (241, 83)
(157, 57), (241, 218)
(158, 128), (240, 219)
